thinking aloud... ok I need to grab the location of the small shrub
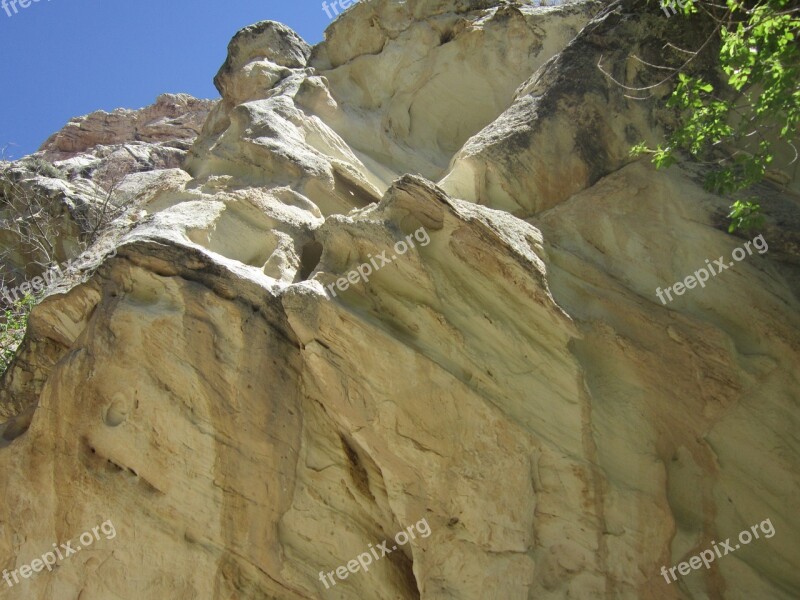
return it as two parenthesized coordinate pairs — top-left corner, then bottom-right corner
(0, 295), (35, 377)
(728, 199), (765, 233)
(23, 157), (65, 180)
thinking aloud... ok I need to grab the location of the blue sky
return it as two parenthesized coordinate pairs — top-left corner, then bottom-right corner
(0, 0), (332, 160)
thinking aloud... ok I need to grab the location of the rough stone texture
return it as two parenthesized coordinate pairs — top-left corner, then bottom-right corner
(39, 93), (216, 160)
(0, 94), (215, 287)
(0, 1), (798, 599)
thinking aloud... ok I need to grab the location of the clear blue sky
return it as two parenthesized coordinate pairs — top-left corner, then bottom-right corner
(0, 0), (331, 160)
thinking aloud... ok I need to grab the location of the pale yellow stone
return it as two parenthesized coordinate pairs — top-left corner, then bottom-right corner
(1, 2), (798, 599)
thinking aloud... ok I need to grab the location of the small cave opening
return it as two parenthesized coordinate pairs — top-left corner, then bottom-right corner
(0, 406), (35, 448)
(440, 29), (455, 45)
(339, 434), (374, 501)
(297, 240), (324, 282)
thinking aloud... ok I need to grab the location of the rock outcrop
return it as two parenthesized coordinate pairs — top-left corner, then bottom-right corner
(0, 94), (215, 286)
(0, 1), (798, 599)
(39, 93), (216, 161)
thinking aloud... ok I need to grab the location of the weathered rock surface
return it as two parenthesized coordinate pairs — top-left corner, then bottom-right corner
(0, 94), (215, 287)
(0, 1), (798, 599)
(39, 93), (216, 161)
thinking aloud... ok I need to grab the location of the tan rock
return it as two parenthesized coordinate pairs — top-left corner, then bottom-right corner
(39, 93), (216, 160)
(0, 1), (798, 599)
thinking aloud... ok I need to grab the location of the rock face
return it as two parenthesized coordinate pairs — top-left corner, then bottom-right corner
(39, 93), (216, 161)
(1, 1), (799, 599)
(0, 94), (216, 286)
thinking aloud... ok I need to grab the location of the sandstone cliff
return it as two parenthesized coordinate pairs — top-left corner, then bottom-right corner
(0, 94), (216, 285)
(0, 1), (798, 599)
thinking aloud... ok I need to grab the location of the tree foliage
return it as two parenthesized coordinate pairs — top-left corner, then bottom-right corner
(633, 0), (800, 230)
